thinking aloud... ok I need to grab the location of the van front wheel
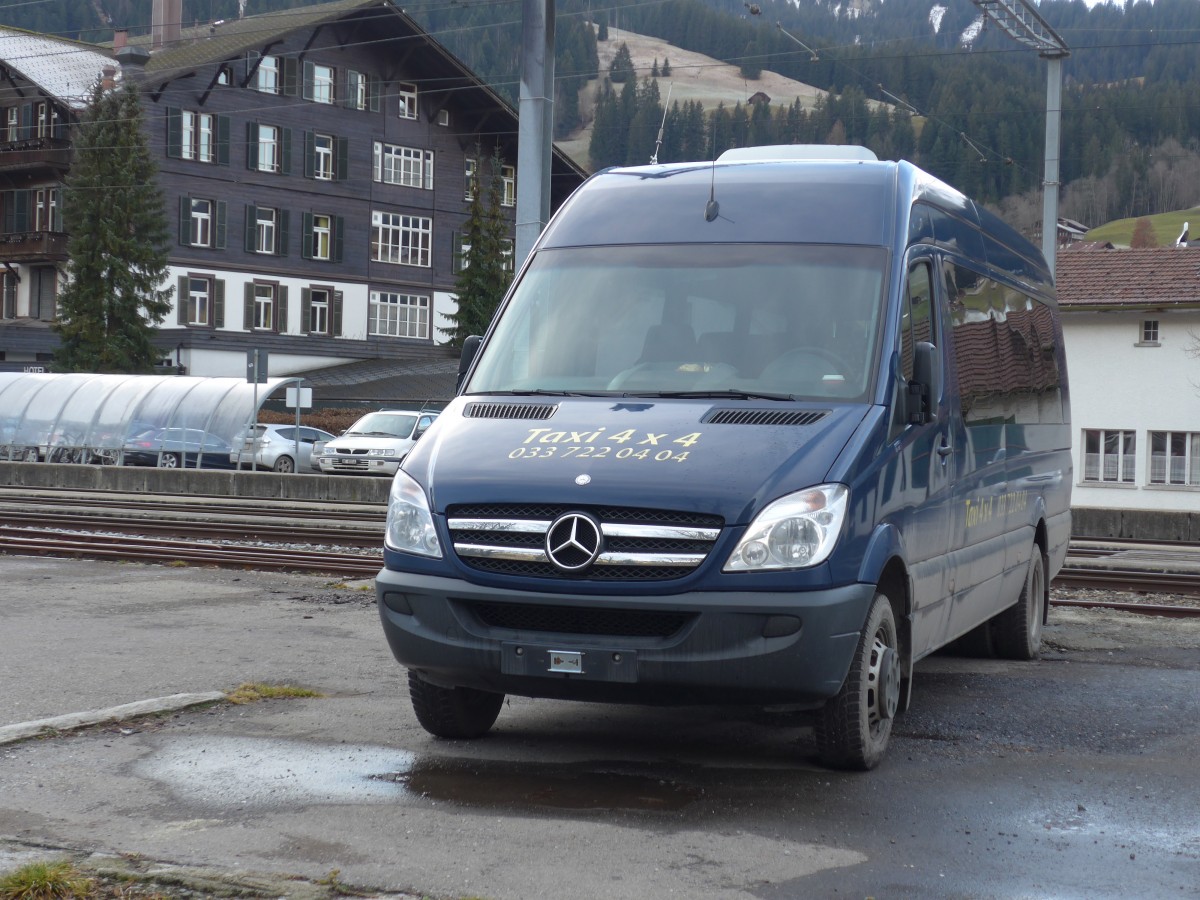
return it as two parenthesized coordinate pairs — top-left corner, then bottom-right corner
(814, 592), (900, 771)
(992, 548), (1045, 661)
(408, 671), (504, 739)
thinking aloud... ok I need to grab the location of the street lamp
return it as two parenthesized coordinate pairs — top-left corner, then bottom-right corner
(972, 0), (1069, 271)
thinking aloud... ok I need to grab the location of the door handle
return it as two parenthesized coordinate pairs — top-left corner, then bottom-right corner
(936, 440), (953, 458)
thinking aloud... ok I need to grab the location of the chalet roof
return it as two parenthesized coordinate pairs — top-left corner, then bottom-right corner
(0, 27), (114, 109)
(1055, 246), (1200, 310)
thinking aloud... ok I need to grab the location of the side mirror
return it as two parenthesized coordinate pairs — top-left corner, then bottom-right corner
(908, 341), (941, 425)
(457, 335), (483, 392)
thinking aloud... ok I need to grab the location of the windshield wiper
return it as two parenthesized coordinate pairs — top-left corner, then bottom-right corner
(488, 389), (613, 398)
(353, 431), (399, 437)
(624, 389), (797, 401)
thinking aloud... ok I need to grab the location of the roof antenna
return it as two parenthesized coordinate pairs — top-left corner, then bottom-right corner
(649, 83), (673, 165)
(705, 121), (720, 222)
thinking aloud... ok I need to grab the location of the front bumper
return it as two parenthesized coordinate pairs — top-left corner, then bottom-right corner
(376, 568), (875, 707)
(319, 456), (399, 475)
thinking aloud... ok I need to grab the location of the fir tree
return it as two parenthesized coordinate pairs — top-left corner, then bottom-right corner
(662, 57), (672, 77)
(441, 146), (513, 347)
(609, 42), (635, 83)
(53, 79), (171, 373)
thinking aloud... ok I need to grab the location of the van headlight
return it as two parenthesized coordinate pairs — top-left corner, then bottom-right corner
(385, 470), (441, 557)
(724, 484), (848, 571)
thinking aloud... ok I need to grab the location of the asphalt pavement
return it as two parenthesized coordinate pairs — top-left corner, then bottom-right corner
(1, 555), (1198, 900)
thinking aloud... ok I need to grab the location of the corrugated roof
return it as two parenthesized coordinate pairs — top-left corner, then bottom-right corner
(0, 27), (113, 109)
(1056, 246), (1200, 309)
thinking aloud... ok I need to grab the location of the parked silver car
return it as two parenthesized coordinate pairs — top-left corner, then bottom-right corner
(231, 424), (335, 473)
(315, 410), (438, 475)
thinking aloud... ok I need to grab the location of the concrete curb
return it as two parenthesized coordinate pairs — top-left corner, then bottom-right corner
(0, 692), (226, 745)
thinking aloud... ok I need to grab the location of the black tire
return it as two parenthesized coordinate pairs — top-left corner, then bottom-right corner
(815, 591), (901, 771)
(158, 453), (180, 469)
(408, 670), (503, 739)
(272, 455), (295, 473)
(992, 548), (1045, 661)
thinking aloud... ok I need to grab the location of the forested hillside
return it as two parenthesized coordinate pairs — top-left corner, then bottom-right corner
(7, 0), (1200, 228)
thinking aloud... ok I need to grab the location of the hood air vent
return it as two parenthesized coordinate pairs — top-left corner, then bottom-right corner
(465, 401), (557, 420)
(703, 408), (829, 426)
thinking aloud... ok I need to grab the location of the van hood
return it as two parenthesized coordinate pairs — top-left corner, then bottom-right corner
(407, 397), (869, 525)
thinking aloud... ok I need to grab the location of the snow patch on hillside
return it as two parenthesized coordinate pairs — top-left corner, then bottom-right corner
(929, 4), (947, 34)
(960, 14), (984, 47)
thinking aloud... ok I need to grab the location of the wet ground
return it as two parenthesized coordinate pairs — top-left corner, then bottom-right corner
(1, 556), (1198, 899)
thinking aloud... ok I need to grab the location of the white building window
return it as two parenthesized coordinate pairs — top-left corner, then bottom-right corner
(370, 291), (429, 338)
(1149, 431), (1200, 485)
(373, 142), (433, 189)
(348, 71), (368, 110)
(190, 198), (213, 247)
(501, 164), (516, 206)
(187, 276), (211, 326)
(255, 207), (277, 254)
(398, 83), (418, 119)
(313, 133), (334, 180)
(312, 64), (334, 104)
(257, 55), (279, 94)
(1140, 319), (1160, 345)
(257, 124), (280, 172)
(1083, 429), (1136, 483)
(309, 288), (330, 334)
(180, 111), (215, 162)
(464, 158), (477, 200)
(371, 211), (431, 267)
(253, 282), (275, 330)
(310, 214), (332, 261)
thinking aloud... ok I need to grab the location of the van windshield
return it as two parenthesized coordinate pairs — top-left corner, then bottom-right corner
(466, 244), (887, 402)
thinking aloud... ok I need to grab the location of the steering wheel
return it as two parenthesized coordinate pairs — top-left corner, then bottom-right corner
(761, 346), (854, 383)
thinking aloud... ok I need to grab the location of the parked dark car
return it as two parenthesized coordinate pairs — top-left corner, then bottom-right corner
(122, 428), (236, 469)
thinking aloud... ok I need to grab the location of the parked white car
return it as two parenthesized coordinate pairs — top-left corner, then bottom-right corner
(316, 409), (438, 475)
(231, 424), (336, 473)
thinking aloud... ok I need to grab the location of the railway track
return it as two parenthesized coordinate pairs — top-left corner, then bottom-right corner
(2, 486), (1199, 617)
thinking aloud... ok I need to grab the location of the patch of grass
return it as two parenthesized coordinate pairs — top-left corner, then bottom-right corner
(1087, 205), (1200, 247)
(225, 683), (324, 705)
(0, 859), (94, 900)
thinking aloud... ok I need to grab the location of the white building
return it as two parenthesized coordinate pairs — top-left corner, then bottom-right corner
(1057, 245), (1200, 512)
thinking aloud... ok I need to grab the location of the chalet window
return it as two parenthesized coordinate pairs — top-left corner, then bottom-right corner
(217, 66), (231, 86)
(436, 109), (450, 127)
(178, 195), (227, 249)
(371, 211), (431, 267)
(397, 82), (418, 119)
(35, 102), (47, 138)
(33, 189), (60, 232)
(301, 212), (343, 262)
(369, 291), (429, 338)
(1149, 431), (1200, 485)
(166, 108), (229, 165)
(501, 164), (516, 207)
(304, 62), (335, 104)
(303, 132), (346, 181)
(452, 232), (470, 273)
(5, 107), (17, 142)
(1083, 429), (1136, 483)
(373, 142), (433, 189)
(244, 281), (287, 332)
(2, 272), (16, 318)
(257, 55), (279, 94)
(1140, 319), (1160, 345)
(464, 158), (477, 200)
(301, 286), (342, 335)
(257, 124), (280, 172)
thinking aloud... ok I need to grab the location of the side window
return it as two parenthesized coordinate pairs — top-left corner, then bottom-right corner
(900, 261), (934, 383)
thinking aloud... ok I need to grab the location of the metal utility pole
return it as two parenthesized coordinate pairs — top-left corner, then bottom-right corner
(516, 0), (555, 267)
(972, 0), (1069, 272)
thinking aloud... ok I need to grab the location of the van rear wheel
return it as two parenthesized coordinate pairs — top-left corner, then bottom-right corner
(992, 548), (1045, 661)
(814, 591), (900, 770)
(408, 671), (504, 739)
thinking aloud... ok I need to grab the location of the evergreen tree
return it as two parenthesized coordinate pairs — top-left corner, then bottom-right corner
(609, 42), (635, 83)
(441, 146), (512, 347)
(598, 13), (609, 42)
(662, 57), (672, 77)
(53, 79), (171, 373)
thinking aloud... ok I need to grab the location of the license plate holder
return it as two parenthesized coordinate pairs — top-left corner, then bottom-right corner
(500, 642), (637, 683)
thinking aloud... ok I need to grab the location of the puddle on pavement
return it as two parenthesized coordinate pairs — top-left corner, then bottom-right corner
(139, 736), (700, 812)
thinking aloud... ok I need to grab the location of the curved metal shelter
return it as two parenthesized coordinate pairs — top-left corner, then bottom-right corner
(0, 373), (300, 468)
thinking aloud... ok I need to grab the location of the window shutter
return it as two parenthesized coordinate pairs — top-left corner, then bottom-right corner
(280, 128), (292, 175)
(244, 282), (254, 330)
(213, 279), (225, 328)
(303, 131), (314, 179)
(244, 205), (256, 252)
(178, 195), (190, 245)
(332, 291), (343, 336)
(177, 276), (188, 325)
(452, 232), (463, 273)
(216, 115), (231, 165)
(243, 50), (260, 87)
(246, 121), (257, 169)
(368, 76), (380, 112)
(282, 57), (299, 96)
(332, 216), (344, 263)
(278, 285), (288, 333)
(215, 201), (227, 250)
(302, 60), (314, 101)
(278, 210), (290, 256)
(1, 191), (12, 232)
(301, 288), (312, 333)
(336, 136), (349, 181)
(343, 71), (357, 110)
(19, 104), (31, 140)
(12, 190), (28, 231)
(166, 107), (181, 158)
(301, 212), (313, 260)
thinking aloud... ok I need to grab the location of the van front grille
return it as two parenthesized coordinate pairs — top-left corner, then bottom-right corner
(466, 601), (693, 638)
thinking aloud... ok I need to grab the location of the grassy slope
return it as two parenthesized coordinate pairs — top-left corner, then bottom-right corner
(1086, 207), (1200, 247)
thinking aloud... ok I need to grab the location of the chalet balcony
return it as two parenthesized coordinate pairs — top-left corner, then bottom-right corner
(0, 230), (69, 262)
(0, 139), (72, 175)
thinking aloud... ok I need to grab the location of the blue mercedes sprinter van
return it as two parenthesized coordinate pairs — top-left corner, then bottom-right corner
(376, 146), (1072, 770)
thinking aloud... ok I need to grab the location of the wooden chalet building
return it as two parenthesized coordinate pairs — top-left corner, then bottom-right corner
(0, 0), (587, 384)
